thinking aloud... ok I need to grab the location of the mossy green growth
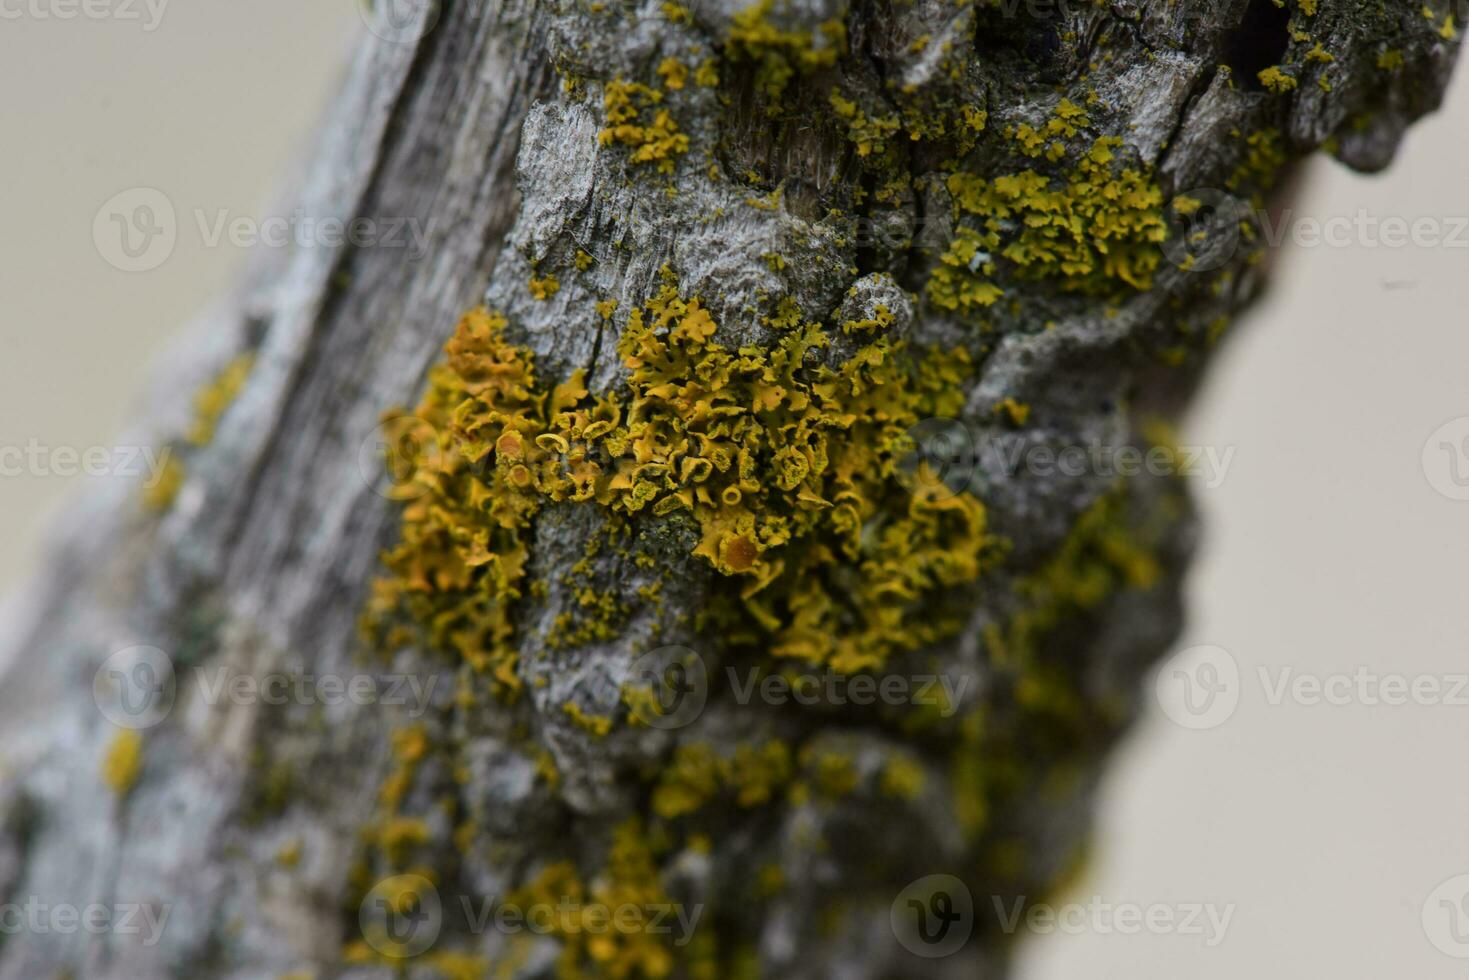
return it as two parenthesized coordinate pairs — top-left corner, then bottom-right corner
(931, 137), (1167, 312)
(951, 488), (1163, 841)
(990, 490), (1160, 671)
(651, 740), (793, 818)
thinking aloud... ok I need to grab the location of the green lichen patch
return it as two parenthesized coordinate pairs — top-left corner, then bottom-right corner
(931, 137), (1168, 312)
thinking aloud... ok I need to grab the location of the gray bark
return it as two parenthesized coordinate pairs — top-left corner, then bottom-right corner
(0, 0), (1457, 977)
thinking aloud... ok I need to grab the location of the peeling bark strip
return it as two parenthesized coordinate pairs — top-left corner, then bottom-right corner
(0, 0), (1456, 977)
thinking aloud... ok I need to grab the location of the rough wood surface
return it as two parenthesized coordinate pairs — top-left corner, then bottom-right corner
(0, 0), (1457, 977)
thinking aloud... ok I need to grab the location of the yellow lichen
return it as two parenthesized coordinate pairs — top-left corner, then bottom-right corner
(142, 454), (185, 511)
(530, 275), (561, 300)
(1257, 67), (1298, 93)
(693, 58), (720, 87)
(652, 741), (793, 818)
(951, 488), (1165, 840)
(511, 820), (677, 979)
(994, 398), (1031, 426)
(599, 79), (690, 174)
(879, 755), (926, 800)
(933, 137), (1166, 311)
(187, 354), (255, 445)
(656, 57), (688, 91)
(377, 817), (431, 866)
(563, 701), (615, 736)
(371, 273), (991, 677)
(829, 90), (901, 158)
(277, 839), (303, 868)
(101, 729), (143, 798)
(726, 0), (846, 106)
(424, 952), (488, 980)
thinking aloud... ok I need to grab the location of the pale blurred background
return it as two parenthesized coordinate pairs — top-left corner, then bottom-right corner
(2, 4), (1468, 976)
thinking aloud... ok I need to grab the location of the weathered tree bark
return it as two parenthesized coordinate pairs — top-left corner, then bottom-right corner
(0, 0), (1457, 977)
